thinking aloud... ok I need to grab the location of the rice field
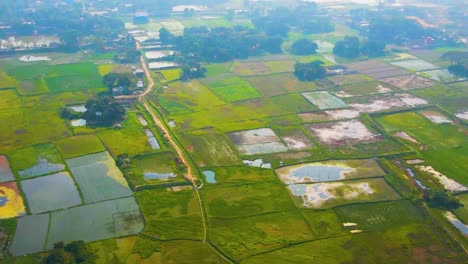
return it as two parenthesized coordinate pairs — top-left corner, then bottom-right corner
(203, 74), (261, 102)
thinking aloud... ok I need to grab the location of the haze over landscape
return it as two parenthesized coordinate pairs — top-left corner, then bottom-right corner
(0, 0), (467, 263)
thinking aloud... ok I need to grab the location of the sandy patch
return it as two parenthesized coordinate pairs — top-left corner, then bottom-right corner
(325, 109), (360, 119)
(419, 110), (452, 124)
(307, 120), (381, 146)
(455, 110), (468, 121)
(343, 222), (358, 227)
(350, 96), (407, 113)
(394, 131), (419, 144)
(406, 159), (424, 165)
(416, 166), (468, 193)
(395, 93), (428, 107)
(289, 181), (374, 208)
(19, 55), (51, 62)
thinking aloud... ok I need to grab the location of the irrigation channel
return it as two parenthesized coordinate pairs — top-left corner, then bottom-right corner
(117, 42), (234, 263)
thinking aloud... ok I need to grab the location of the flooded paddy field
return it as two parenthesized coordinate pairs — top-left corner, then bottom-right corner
(20, 172), (82, 214)
(67, 152), (132, 203)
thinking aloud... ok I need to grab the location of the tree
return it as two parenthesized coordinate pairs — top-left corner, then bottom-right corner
(59, 30), (80, 51)
(64, 241), (97, 264)
(333, 36), (360, 58)
(294, 60), (326, 81)
(360, 40), (386, 57)
(448, 64), (468, 78)
(103, 73), (120, 88)
(181, 62), (207, 81)
(117, 76), (132, 88)
(291, 39), (318, 55)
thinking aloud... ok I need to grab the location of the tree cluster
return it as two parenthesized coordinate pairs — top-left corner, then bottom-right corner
(60, 97), (126, 127)
(103, 73), (133, 90)
(294, 60), (326, 81)
(333, 36), (385, 58)
(251, 3), (334, 37)
(423, 190), (462, 210)
(291, 39), (318, 55)
(84, 97), (126, 126)
(44, 241), (97, 264)
(167, 26), (283, 62)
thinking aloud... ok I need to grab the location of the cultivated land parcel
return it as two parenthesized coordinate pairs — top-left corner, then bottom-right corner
(0, 1), (468, 263)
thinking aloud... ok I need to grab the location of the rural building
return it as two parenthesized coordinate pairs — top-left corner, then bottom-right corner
(134, 68), (145, 77)
(136, 80), (144, 89)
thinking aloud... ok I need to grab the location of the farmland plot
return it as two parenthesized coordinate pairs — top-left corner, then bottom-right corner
(209, 211), (314, 260)
(380, 75), (435, 90)
(230, 61), (272, 76)
(306, 119), (382, 146)
(278, 129), (313, 150)
(181, 133), (241, 167)
(0, 89), (21, 110)
(202, 182), (295, 218)
(422, 69), (460, 82)
(348, 95), (407, 113)
(0, 182), (26, 219)
(136, 189), (204, 240)
(390, 59), (439, 71)
(333, 82), (393, 97)
(345, 60), (409, 79)
(202, 74), (260, 102)
(334, 200), (424, 231)
(288, 178), (400, 209)
(302, 91), (348, 110)
(228, 128), (288, 155)
(55, 134), (106, 159)
(21, 172), (82, 214)
(328, 74), (369, 85)
(246, 73), (316, 96)
(67, 152), (132, 203)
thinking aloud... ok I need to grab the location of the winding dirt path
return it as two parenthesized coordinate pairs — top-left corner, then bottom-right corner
(132, 45), (208, 243)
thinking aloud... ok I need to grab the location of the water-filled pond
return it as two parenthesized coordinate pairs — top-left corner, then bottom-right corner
(202, 170), (217, 183)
